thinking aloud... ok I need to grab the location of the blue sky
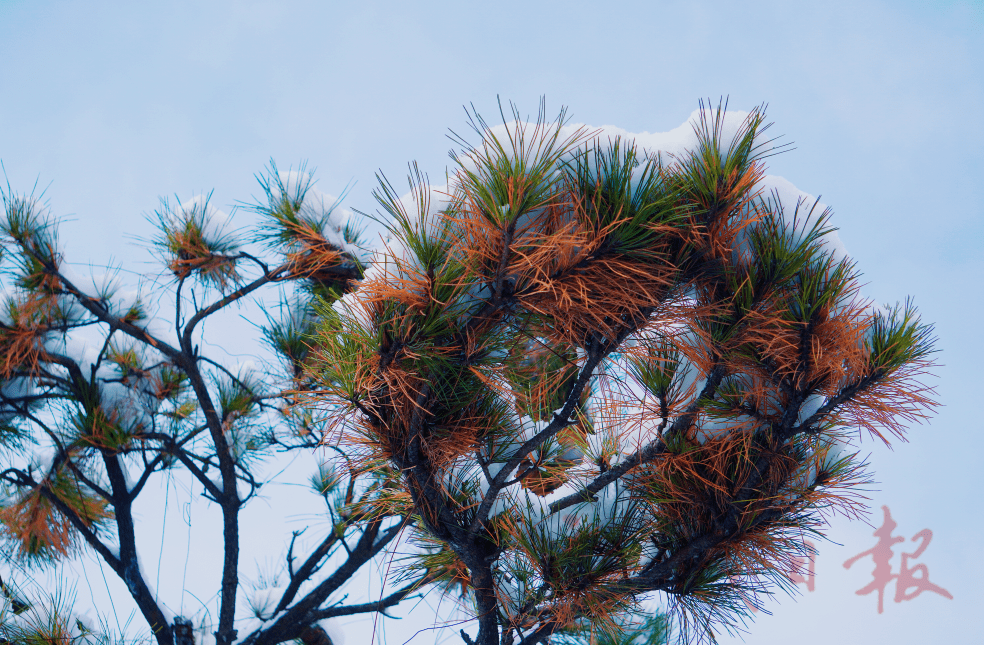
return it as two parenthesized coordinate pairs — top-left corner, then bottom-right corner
(2, 1), (982, 643)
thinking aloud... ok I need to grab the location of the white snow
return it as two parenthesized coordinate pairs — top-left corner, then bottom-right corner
(0, 377), (34, 420)
(241, 585), (285, 620)
(177, 195), (236, 246)
(755, 174), (848, 262)
(318, 618), (345, 645)
(267, 171), (369, 265)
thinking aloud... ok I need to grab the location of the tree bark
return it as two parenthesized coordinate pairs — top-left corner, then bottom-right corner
(299, 625), (334, 645)
(173, 617), (195, 645)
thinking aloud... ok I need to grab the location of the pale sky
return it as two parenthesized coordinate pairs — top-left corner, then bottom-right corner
(1, 1), (982, 643)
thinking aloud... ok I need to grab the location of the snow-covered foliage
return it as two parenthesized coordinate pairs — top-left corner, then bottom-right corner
(0, 152), (404, 645)
(312, 101), (938, 645)
(0, 101), (939, 645)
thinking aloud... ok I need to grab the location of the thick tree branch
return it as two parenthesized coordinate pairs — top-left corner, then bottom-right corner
(180, 262), (292, 349)
(307, 575), (431, 621)
(274, 528), (342, 614)
(242, 518), (407, 645)
(99, 450), (175, 645)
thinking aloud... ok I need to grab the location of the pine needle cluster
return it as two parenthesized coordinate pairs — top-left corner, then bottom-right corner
(0, 168), (419, 645)
(309, 100), (938, 645)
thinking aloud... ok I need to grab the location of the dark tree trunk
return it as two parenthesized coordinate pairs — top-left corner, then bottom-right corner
(299, 625), (334, 645)
(173, 617), (195, 645)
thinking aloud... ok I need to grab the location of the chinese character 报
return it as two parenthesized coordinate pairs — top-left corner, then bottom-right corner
(842, 505), (953, 613)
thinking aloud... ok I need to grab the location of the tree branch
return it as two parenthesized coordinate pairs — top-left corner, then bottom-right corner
(273, 527), (342, 614)
(547, 364), (727, 516)
(307, 575), (430, 621)
(242, 518), (407, 645)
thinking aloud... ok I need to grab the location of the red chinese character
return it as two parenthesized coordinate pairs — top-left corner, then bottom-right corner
(737, 539), (817, 614)
(740, 593), (759, 614)
(788, 539), (816, 592)
(842, 505), (953, 613)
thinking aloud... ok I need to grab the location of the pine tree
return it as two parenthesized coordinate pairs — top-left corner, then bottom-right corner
(308, 100), (938, 645)
(0, 167), (427, 645)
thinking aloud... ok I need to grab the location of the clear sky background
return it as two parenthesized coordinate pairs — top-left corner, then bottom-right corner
(1, 1), (982, 643)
